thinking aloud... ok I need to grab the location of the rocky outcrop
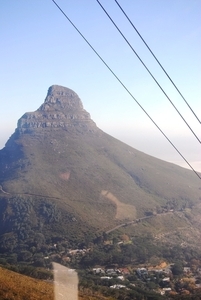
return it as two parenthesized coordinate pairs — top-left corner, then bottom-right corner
(17, 85), (97, 133)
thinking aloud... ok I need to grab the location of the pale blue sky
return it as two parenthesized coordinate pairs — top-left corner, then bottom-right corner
(0, 0), (200, 171)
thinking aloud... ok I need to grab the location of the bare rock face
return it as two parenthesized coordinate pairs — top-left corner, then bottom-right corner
(17, 85), (96, 133)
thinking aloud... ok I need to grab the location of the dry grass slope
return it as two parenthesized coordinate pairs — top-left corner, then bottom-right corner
(0, 266), (53, 300)
(0, 267), (114, 300)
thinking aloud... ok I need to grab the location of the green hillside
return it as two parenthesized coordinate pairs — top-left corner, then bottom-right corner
(0, 85), (200, 263)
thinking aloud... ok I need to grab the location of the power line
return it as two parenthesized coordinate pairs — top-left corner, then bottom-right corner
(96, 0), (201, 144)
(114, 0), (201, 124)
(51, 0), (201, 179)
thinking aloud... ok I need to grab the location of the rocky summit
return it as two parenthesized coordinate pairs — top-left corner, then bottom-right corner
(17, 85), (97, 133)
(0, 85), (201, 257)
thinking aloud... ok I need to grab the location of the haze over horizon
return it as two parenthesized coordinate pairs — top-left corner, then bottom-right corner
(1, 0), (200, 172)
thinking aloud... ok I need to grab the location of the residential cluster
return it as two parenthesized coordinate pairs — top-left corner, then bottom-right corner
(90, 263), (201, 296)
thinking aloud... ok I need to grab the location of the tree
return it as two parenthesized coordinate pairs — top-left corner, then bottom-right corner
(172, 261), (183, 276)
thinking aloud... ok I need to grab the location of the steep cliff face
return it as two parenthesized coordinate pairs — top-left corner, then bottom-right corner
(17, 85), (97, 133)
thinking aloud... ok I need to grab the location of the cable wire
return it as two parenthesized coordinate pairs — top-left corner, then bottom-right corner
(51, 0), (201, 179)
(96, 0), (201, 144)
(114, 0), (201, 124)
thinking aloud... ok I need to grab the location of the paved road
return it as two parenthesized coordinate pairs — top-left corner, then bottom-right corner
(105, 212), (173, 234)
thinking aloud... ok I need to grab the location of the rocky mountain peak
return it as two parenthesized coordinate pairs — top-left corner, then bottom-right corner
(39, 85), (84, 112)
(17, 85), (96, 133)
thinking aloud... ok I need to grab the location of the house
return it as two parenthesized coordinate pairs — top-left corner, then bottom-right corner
(117, 276), (124, 281)
(183, 267), (191, 274)
(136, 268), (148, 277)
(106, 268), (117, 276)
(69, 249), (86, 255)
(119, 267), (130, 275)
(93, 268), (105, 274)
(163, 288), (172, 293)
(110, 284), (126, 289)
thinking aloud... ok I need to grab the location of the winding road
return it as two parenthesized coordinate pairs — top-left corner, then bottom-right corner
(105, 212), (174, 234)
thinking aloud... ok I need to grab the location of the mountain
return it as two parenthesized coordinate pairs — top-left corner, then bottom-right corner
(0, 85), (201, 257)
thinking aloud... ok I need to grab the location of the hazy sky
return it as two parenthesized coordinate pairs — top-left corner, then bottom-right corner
(1, 0), (200, 172)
